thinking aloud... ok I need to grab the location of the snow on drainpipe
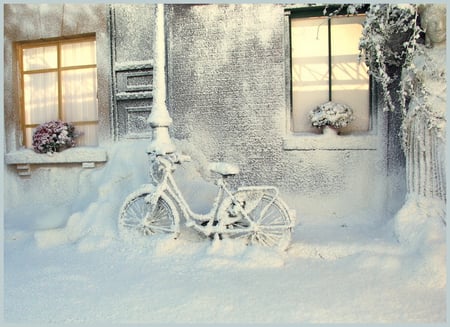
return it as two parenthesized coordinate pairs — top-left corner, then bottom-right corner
(147, 3), (176, 155)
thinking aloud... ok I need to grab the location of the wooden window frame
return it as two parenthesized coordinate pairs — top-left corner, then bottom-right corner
(16, 33), (98, 147)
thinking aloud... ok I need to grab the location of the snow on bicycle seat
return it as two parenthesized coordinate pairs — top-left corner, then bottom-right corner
(208, 162), (240, 176)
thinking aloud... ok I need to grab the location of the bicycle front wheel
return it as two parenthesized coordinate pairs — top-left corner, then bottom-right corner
(226, 194), (294, 250)
(118, 191), (180, 239)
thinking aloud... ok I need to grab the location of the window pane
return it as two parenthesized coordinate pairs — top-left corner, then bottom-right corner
(61, 40), (96, 67)
(331, 16), (370, 132)
(291, 17), (329, 133)
(23, 72), (59, 124)
(74, 124), (98, 147)
(61, 68), (98, 122)
(23, 46), (57, 71)
(25, 127), (34, 148)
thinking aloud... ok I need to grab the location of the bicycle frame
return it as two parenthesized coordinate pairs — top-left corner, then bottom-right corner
(120, 152), (295, 248)
(148, 155), (237, 236)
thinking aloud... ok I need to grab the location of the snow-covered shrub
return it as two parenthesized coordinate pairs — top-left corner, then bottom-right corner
(309, 101), (354, 129)
(32, 120), (78, 154)
(359, 4), (421, 112)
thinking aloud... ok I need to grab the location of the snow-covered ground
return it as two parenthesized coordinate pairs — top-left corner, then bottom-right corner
(3, 140), (446, 324)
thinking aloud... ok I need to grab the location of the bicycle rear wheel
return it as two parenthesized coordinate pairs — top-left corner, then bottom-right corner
(118, 191), (179, 239)
(225, 194), (294, 250)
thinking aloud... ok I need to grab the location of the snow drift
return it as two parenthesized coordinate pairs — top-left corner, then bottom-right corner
(4, 139), (446, 323)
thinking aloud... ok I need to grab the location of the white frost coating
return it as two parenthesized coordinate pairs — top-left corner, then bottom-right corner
(400, 4), (446, 201)
(5, 147), (107, 164)
(188, 4), (281, 88)
(395, 5), (446, 249)
(208, 162), (240, 176)
(394, 195), (446, 288)
(4, 138), (446, 323)
(309, 101), (354, 129)
(147, 3), (175, 155)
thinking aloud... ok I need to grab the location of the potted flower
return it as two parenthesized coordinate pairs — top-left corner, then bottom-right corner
(32, 120), (79, 154)
(309, 101), (354, 135)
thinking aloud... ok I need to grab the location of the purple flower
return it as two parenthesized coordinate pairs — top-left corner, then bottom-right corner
(32, 120), (78, 154)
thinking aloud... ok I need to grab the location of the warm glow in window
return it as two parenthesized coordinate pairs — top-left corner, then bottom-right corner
(19, 37), (98, 147)
(291, 15), (369, 133)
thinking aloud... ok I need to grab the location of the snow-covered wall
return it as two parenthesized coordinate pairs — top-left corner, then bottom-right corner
(166, 4), (402, 220)
(3, 4), (406, 227)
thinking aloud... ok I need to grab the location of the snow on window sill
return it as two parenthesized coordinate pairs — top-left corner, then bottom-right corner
(5, 147), (107, 170)
(283, 133), (378, 151)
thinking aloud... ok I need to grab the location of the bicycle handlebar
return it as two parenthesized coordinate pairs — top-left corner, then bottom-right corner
(152, 152), (191, 169)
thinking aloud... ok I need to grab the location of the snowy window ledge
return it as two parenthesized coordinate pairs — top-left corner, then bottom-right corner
(282, 134), (378, 151)
(5, 147), (108, 175)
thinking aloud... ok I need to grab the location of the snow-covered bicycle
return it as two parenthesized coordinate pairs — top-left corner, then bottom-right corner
(118, 152), (295, 250)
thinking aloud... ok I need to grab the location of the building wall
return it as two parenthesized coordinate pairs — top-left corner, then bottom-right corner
(3, 4), (406, 224)
(4, 3), (111, 151)
(109, 4), (156, 139)
(3, 4), (111, 214)
(167, 4), (401, 220)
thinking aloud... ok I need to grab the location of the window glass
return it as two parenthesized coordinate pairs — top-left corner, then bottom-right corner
(19, 36), (98, 148)
(23, 72), (59, 124)
(22, 45), (57, 71)
(61, 68), (98, 122)
(331, 16), (370, 132)
(290, 14), (370, 133)
(61, 40), (96, 67)
(291, 17), (329, 133)
(74, 124), (99, 146)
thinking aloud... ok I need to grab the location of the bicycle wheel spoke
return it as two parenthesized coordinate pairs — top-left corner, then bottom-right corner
(147, 223), (175, 232)
(227, 194), (292, 249)
(119, 192), (179, 239)
(256, 232), (277, 247)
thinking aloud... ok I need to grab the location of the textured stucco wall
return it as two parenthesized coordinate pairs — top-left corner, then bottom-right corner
(167, 4), (288, 184)
(3, 4), (406, 223)
(167, 4), (396, 220)
(111, 4), (155, 63)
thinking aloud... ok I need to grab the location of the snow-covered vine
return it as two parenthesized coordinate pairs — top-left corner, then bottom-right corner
(359, 4), (421, 113)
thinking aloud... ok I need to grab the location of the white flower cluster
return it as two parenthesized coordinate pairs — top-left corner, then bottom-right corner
(309, 101), (354, 129)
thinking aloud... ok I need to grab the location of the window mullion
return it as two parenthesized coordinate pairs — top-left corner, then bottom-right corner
(57, 42), (64, 121)
(328, 17), (332, 102)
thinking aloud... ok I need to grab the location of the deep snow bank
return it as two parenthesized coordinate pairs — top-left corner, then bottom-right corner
(32, 139), (225, 250)
(3, 138), (441, 289)
(393, 195), (446, 288)
(4, 139), (446, 324)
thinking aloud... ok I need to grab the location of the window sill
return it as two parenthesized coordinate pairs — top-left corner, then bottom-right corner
(5, 147), (108, 175)
(283, 133), (378, 151)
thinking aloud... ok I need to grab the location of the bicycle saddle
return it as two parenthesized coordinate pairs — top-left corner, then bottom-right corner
(208, 162), (240, 177)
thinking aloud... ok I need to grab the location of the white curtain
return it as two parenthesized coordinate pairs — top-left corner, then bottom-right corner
(24, 72), (59, 147)
(61, 41), (96, 67)
(24, 73), (59, 124)
(23, 45), (57, 70)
